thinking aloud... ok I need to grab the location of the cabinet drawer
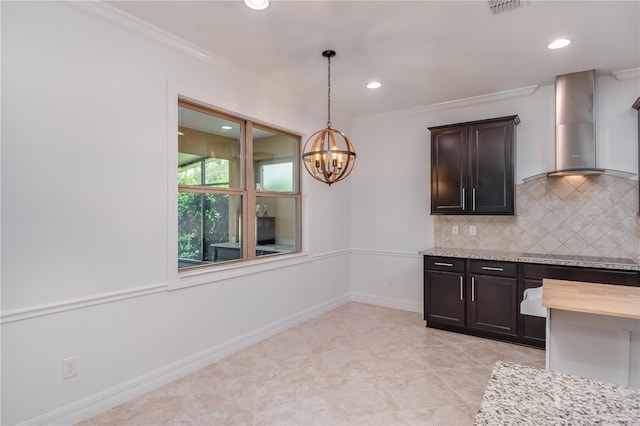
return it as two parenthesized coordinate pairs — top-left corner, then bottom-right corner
(424, 256), (465, 273)
(470, 260), (517, 277)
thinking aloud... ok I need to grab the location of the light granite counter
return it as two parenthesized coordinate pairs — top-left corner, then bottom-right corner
(475, 361), (640, 425)
(419, 247), (640, 272)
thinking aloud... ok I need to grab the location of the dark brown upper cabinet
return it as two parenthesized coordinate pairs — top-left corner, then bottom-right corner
(633, 98), (639, 215)
(429, 115), (519, 215)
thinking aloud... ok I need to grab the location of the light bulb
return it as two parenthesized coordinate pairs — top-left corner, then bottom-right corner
(244, 0), (269, 10)
(548, 39), (571, 49)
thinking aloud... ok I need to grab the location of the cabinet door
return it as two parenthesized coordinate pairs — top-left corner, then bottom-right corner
(430, 126), (467, 214)
(424, 270), (465, 326)
(519, 278), (546, 343)
(467, 274), (517, 335)
(468, 120), (515, 214)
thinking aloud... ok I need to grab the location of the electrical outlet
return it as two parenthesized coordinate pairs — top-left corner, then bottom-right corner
(63, 356), (78, 379)
(469, 225), (477, 236)
(451, 225), (459, 235)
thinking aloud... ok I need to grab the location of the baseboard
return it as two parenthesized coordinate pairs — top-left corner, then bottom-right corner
(27, 293), (351, 426)
(350, 292), (422, 313)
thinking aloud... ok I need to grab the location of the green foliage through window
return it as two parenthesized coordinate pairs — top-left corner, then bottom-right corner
(178, 192), (229, 261)
(178, 157), (231, 261)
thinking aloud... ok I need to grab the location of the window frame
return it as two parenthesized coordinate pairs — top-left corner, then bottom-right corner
(175, 97), (302, 277)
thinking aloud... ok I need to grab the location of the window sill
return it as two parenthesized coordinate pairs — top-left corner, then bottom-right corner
(170, 251), (310, 291)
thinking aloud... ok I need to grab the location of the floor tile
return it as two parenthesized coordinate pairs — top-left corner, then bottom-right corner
(402, 404), (478, 426)
(80, 302), (546, 425)
(380, 370), (466, 410)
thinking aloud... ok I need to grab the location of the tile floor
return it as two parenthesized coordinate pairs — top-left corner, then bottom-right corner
(80, 302), (545, 425)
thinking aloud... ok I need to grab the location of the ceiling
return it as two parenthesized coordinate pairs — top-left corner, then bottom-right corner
(107, 1), (640, 121)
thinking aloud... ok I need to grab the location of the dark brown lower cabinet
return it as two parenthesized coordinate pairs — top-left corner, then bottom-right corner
(467, 274), (517, 336)
(424, 257), (520, 343)
(424, 255), (639, 349)
(424, 270), (465, 327)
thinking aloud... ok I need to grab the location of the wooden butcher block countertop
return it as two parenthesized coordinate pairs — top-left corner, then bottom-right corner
(542, 278), (640, 319)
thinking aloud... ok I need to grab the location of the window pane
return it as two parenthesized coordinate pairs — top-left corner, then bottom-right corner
(255, 196), (297, 258)
(253, 127), (297, 192)
(178, 193), (244, 269)
(178, 161), (202, 186)
(261, 161), (293, 192)
(204, 158), (230, 187)
(178, 106), (242, 189)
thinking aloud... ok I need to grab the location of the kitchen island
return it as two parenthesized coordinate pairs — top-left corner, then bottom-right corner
(475, 361), (640, 425)
(543, 278), (640, 387)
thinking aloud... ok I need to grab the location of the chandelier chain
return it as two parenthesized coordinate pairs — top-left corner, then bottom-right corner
(327, 54), (331, 128)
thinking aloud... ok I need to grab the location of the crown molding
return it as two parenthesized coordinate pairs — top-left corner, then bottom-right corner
(353, 85), (538, 123)
(64, 1), (226, 65)
(612, 67), (640, 81)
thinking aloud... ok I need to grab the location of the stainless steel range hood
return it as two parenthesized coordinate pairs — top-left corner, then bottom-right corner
(547, 70), (602, 176)
(545, 69), (634, 178)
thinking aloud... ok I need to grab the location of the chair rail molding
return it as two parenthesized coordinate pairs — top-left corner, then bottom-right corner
(1, 282), (168, 324)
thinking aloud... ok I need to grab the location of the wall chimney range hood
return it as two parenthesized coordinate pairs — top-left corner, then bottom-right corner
(548, 70), (603, 177)
(525, 70), (634, 181)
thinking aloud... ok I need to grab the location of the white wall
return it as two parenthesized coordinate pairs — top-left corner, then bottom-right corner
(0, 2), (352, 424)
(597, 75), (640, 173)
(349, 76), (639, 312)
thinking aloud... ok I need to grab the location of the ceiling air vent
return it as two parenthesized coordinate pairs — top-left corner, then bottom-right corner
(488, 0), (522, 14)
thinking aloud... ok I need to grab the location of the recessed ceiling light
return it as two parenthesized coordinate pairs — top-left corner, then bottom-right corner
(178, 131), (184, 136)
(244, 0), (269, 10)
(548, 38), (571, 49)
(366, 81), (382, 89)
(221, 125), (232, 130)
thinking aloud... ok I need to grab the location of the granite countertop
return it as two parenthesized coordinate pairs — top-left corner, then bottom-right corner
(475, 361), (640, 425)
(419, 247), (640, 272)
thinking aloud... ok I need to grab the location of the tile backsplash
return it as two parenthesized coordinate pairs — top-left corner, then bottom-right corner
(434, 175), (640, 261)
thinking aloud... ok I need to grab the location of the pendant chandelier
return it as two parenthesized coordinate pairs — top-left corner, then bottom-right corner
(302, 50), (356, 186)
